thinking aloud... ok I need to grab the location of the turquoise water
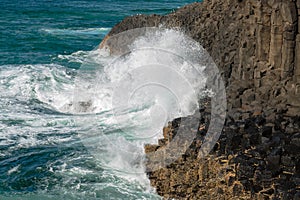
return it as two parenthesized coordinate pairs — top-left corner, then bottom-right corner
(0, 0), (198, 199)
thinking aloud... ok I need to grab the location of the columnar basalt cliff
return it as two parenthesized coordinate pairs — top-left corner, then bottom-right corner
(102, 0), (300, 199)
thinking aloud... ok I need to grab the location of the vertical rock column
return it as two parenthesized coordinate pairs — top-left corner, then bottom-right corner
(295, 0), (300, 83)
(281, 1), (297, 79)
(269, 2), (283, 71)
(256, 1), (271, 62)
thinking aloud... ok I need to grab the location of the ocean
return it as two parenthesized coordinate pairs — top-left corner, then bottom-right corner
(0, 0), (202, 199)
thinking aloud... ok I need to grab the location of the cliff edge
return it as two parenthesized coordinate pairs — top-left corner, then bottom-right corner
(102, 0), (300, 199)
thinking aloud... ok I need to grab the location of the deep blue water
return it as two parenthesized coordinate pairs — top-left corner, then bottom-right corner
(0, 0), (198, 199)
(0, 0), (195, 66)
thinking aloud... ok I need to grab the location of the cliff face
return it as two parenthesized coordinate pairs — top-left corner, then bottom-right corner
(106, 0), (300, 119)
(103, 0), (300, 199)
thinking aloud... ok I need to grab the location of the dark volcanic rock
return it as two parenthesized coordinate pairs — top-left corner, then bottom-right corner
(145, 110), (300, 199)
(103, 0), (300, 199)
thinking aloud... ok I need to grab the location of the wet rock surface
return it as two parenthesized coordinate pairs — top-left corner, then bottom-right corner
(103, 0), (300, 199)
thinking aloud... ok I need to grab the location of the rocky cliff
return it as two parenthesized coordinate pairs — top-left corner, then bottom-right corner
(102, 0), (300, 199)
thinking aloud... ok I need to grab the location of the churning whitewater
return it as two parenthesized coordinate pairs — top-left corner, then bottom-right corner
(0, 29), (207, 199)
